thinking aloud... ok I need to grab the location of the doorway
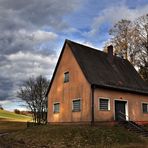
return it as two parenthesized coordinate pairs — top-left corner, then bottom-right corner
(115, 100), (127, 121)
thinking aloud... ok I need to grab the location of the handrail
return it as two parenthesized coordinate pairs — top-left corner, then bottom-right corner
(118, 111), (130, 121)
(118, 111), (144, 132)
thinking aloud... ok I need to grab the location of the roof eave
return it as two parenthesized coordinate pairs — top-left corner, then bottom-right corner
(92, 84), (148, 95)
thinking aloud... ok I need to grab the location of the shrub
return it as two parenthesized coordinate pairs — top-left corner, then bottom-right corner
(14, 109), (20, 114)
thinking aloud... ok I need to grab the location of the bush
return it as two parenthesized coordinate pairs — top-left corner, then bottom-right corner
(0, 104), (4, 110)
(14, 109), (20, 114)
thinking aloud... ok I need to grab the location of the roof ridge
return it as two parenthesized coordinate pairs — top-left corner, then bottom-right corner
(66, 39), (101, 52)
(66, 39), (129, 63)
(46, 39), (148, 96)
(66, 39), (148, 93)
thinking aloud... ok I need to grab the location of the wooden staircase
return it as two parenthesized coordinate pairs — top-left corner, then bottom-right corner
(118, 111), (148, 137)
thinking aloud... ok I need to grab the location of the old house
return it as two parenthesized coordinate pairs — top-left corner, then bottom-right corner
(47, 39), (148, 125)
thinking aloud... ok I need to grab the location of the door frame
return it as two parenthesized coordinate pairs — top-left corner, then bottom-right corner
(114, 99), (129, 121)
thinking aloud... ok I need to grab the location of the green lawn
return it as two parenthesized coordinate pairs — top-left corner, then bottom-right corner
(0, 109), (147, 147)
(0, 109), (32, 133)
(0, 109), (32, 122)
(0, 125), (148, 148)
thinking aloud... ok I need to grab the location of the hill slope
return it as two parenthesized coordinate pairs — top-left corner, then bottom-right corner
(0, 109), (32, 122)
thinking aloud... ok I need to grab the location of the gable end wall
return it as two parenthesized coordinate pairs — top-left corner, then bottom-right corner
(48, 44), (91, 123)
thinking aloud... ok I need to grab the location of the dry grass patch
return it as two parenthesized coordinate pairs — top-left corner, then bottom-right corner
(0, 109), (32, 122)
(0, 109), (32, 133)
(1, 125), (148, 148)
(0, 119), (27, 133)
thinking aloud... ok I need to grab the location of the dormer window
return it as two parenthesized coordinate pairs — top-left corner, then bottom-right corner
(64, 72), (69, 83)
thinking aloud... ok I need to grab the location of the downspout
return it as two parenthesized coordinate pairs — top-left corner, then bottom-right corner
(91, 84), (95, 126)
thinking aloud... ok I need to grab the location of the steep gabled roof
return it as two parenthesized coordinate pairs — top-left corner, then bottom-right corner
(46, 39), (148, 96)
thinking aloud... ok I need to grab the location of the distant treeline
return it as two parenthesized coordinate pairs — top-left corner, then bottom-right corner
(14, 109), (33, 116)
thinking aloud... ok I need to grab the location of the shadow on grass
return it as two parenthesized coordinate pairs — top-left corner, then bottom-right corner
(0, 118), (28, 133)
(0, 124), (148, 148)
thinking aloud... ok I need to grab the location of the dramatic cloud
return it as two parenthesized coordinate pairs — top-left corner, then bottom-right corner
(0, 0), (82, 55)
(88, 4), (148, 36)
(0, 0), (82, 30)
(0, 30), (58, 55)
(0, 51), (57, 101)
(0, 0), (82, 106)
(1, 0), (147, 110)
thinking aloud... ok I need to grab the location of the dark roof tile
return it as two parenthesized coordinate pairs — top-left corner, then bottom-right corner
(46, 39), (148, 96)
(67, 40), (148, 94)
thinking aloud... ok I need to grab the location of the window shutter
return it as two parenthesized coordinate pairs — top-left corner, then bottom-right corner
(54, 103), (60, 113)
(142, 103), (148, 113)
(64, 72), (69, 83)
(100, 99), (109, 110)
(73, 100), (81, 111)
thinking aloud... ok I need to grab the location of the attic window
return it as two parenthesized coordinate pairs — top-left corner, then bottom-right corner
(142, 103), (148, 113)
(64, 72), (69, 83)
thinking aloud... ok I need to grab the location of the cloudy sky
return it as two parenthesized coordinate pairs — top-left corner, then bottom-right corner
(0, 0), (148, 111)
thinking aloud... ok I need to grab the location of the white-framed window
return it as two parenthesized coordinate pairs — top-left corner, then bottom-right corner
(142, 103), (148, 113)
(64, 72), (69, 83)
(99, 98), (110, 111)
(72, 99), (81, 112)
(53, 103), (60, 113)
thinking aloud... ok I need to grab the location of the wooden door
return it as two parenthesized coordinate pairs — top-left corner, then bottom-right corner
(115, 101), (126, 121)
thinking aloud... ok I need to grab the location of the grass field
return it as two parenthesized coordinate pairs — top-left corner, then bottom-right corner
(0, 109), (32, 133)
(0, 120), (28, 133)
(0, 109), (32, 122)
(0, 109), (148, 147)
(0, 125), (148, 148)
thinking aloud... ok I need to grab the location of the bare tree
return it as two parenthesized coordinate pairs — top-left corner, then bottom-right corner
(106, 14), (148, 83)
(129, 14), (148, 82)
(108, 19), (131, 59)
(17, 75), (49, 124)
(130, 15), (148, 63)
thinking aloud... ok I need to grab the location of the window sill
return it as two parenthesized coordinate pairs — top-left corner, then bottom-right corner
(143, 112), (148, 114)
(99, 109), (110, 111)
(72, 110), (81, 112)
(53, 112), (60, 114)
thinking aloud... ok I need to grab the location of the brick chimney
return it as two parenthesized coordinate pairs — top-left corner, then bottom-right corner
(107, 45), (114, 63)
